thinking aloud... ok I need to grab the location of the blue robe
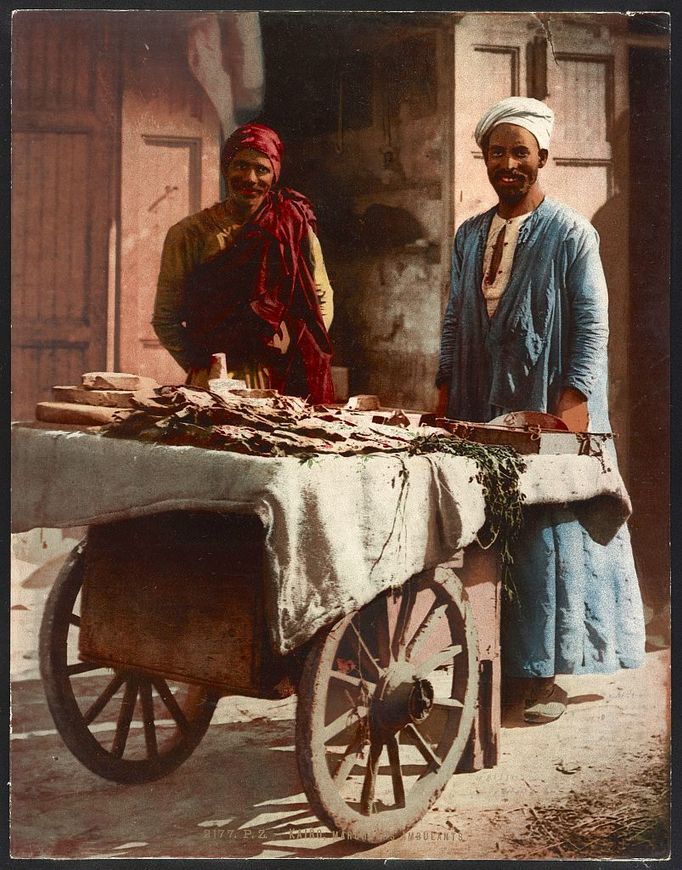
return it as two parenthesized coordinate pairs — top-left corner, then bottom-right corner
(437, 198), (645, 677)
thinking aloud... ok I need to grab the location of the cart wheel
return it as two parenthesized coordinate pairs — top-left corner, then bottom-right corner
(296, 565), (478, 844)
(39, 541), (219, 783)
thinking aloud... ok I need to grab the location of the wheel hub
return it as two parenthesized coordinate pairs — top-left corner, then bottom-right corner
(408, 677), (434, 723)
(372, 661), (434, 735)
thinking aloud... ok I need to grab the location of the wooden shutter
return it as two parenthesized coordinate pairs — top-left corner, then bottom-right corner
(11, 11), (118, 420)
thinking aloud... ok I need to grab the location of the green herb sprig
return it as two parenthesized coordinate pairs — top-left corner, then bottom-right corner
(407, 432), (528, 600)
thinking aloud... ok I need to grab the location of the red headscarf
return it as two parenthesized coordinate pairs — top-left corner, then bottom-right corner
(220, 123), (284, 182)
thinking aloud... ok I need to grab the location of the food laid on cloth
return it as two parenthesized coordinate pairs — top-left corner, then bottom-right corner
(34, 402), (127, 426)
(80, 372), (158, 391)
(344, 394), (381, 411)
(35, 371), (158, 426)
(14, 379), (632, 654)
(100, 384), (445, 456)
(98, 382), (530, 596)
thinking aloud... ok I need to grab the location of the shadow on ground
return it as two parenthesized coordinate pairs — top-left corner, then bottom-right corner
(11, 678), (375, 859)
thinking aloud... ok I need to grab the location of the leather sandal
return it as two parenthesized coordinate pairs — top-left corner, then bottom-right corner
(523, 684), (568, 724)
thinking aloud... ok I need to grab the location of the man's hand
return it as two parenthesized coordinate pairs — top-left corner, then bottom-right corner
(186, 353), (226, 388)
(555, 387), (589, 432)
(186, 366), (210, 388)
(436, 384), (450, 418)
(267, 322), (290, 355)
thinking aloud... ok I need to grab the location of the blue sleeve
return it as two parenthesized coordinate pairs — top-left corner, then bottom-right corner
(563, 225), (609, 398)
(436, 226), (466, 388)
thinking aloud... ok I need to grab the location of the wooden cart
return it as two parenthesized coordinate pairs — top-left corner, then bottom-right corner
(39, 508), (501, 845)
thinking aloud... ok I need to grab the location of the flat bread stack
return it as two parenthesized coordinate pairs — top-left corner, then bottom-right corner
(36, 372), (158, 426)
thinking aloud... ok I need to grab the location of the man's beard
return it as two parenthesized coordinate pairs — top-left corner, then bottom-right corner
(491, 169), (537, 202)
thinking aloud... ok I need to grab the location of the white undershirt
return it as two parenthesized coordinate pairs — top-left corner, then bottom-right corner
(481, 210), (532, 317)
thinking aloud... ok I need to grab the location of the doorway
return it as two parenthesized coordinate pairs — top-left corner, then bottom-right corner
(627, 43), (670, 617)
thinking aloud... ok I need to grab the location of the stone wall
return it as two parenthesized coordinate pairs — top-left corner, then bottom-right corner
(262, 14), (453, 412)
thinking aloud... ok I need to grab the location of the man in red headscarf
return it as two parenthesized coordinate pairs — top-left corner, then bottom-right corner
(153, 123), (335, 403)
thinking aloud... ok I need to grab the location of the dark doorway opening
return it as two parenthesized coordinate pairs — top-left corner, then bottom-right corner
(627, 45), (670, 624)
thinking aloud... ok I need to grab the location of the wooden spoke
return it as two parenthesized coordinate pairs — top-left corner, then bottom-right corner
(386, 734), (406, 808)
(66, 661), (105, 676)
(295, 565), (479, 844)
(40, 540), (217, 783)
(391, 585), (415, 660)
(323, 706), (368, 744)
(349, 620), (382, 677)
(139, 679), (159, 760)
(333, 730), (367, 786)
(83, 672), (126, 725)
(111, 677), (138, 759)
(334, 753), (362, 787)
(403, 723), (442, 772)
(329, 670), (376, 693)
(405, 602), (448, 662)
(152, 678), (190, 734)
(414, 644), (463, 678)
(373, 597), (392, 669)
(360, 738), (383, 816)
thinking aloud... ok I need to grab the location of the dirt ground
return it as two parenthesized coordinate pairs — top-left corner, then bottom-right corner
(10, 543), (670, 861)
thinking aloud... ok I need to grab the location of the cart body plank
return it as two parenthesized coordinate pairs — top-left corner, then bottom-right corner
(80, 514), (263, 693)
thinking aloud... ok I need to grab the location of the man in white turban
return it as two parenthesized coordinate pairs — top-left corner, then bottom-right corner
(436, 97), (645, 724)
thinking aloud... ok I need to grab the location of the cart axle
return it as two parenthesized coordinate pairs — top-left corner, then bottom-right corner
(373, 662), (434, 736)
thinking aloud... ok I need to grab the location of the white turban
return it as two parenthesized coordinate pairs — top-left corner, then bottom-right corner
(474, 97), (554, 151)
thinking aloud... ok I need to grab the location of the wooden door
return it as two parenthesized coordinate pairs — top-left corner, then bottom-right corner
(11, 11), (119, 420)
(117, 15), (222, 385)
(453, 14), (625, 224)
(452, 13), (630, 473)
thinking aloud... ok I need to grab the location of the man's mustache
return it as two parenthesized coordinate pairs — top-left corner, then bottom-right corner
(494, 171), (525, 182)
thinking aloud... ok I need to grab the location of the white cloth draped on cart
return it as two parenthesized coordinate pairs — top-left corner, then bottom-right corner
(11, 425), (632, 654)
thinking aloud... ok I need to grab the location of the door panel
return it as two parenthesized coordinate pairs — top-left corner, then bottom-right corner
(453, 15), (528, 223)
(550, 54), (613, 149)
(118, 16), (221, 385)
(12, 132), (90, 329)
(542, 52), (614, 218)
(130, 136), (203, 385)
(548, 162), (612, 219)
(11, 12), (118, 420)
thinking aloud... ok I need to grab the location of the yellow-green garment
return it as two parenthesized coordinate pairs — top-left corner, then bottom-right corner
(153, 200), (334, 388)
